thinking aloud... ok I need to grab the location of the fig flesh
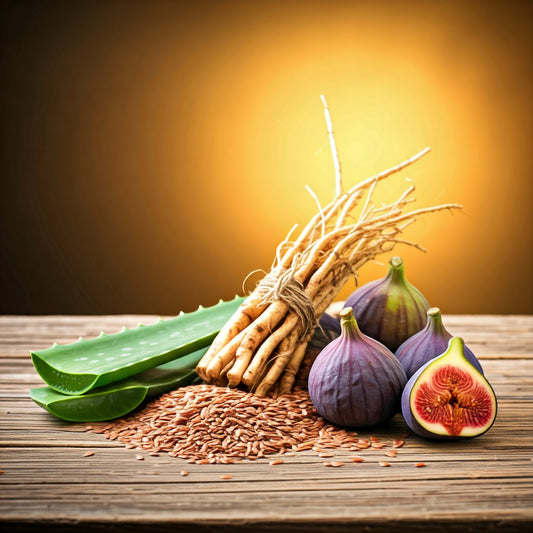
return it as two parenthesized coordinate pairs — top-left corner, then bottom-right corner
(396, 307), (483, 379)
(308, 307), (407, 428)
(345, 256), (429, 352)
(401, 337), (497, 439)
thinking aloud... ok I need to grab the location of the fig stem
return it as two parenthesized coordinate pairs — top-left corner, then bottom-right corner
(390, 256), (403, 269)
(339, 307), (362, 338)
(426, 307), (448, 336)
(449, 336), (465, 352)
(387, 256), (408, 286)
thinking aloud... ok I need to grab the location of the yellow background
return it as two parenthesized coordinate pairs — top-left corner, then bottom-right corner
(1, 0), (532, 314)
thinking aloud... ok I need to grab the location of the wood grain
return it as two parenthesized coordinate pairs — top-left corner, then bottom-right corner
(1, 315), (532, 532)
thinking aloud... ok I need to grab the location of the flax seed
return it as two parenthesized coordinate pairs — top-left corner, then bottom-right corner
(379, 461), (391, 467)
(83, 451), (94, 457)
(87, 384), (406, 464)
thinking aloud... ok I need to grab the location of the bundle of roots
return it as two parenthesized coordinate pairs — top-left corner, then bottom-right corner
(196, 100), (461, 396)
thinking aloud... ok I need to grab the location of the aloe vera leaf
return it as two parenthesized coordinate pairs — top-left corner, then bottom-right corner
(29, 347), (205, 422)
(31, 296), (245, 395)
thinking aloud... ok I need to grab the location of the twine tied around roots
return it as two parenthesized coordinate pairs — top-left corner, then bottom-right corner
(255, 269), (316, 342)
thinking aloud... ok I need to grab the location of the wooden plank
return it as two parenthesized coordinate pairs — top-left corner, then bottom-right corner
(1, 314), (532, 357)
(0, 315), (532, 532)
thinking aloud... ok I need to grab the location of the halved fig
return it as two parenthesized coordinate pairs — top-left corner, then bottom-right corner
(401, 337), (497, 439)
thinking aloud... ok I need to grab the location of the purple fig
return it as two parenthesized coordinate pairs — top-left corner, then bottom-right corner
(345, 256), (430, 352)
(395, 307), (483, 379)
(295, 313), (342, 390)
(309, 312), (341, 350)
(308, 307), (407, 428)
(401, 337), (497, 440)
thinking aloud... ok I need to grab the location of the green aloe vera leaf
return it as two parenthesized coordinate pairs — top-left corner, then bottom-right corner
(31, 296), (245, 395)
(29, 347), (205, 422)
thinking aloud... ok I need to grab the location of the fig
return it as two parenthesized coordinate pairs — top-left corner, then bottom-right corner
(401, 337), (497, 439)
(395, 307), (483, 379)
(345, 256), (430, 352)
(308, 307), (407, 428)
(295, 313), (342, 390)
(310, 312), (341, 350)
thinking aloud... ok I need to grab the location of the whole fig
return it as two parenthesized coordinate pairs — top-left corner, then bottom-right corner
(309, 312), (341, 350)
(345, 256), (429, 352)
(401, 337), (497, 440)
(395, 307), (483, 379)
(308, 307), (407, 428)
(295, 313), (341, 389)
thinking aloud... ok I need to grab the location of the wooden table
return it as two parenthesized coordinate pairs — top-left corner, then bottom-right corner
(1, 314), (532, 532)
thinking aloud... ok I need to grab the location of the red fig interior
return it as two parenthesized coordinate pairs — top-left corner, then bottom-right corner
(409, 338), (497, 437)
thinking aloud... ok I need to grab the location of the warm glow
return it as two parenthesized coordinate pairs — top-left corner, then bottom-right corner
(1, 1), (532, 314)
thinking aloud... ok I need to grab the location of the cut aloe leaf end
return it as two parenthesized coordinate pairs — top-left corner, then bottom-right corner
(29, 346), (206, 422)
(31, 295), (245, 395)
(30, 384), (150, 423)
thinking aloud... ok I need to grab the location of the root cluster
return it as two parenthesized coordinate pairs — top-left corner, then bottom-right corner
(196, 147), (461, 396)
